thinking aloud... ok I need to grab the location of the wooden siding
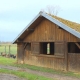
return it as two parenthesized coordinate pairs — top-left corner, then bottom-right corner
(54, 42), (65, 55)
(24, 53), (65, 70)
(24, 19), (78, 42)
(17, 18), (80, 72)
(68, 53), (80, 72)
(17, 43), (24, 63)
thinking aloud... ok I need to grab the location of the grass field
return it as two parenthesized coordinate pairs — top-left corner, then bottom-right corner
(0, 44), (17, 54)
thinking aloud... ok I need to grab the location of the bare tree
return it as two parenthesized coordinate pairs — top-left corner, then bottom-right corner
(41, 5), (61, 16)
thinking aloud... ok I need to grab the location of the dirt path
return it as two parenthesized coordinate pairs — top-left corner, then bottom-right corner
(0, 73), (26, 80)
(0, 65), (80, 80)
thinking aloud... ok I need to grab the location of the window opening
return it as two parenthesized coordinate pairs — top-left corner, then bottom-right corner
(68, 42), (80, 53)
(40, 42), (54, 55)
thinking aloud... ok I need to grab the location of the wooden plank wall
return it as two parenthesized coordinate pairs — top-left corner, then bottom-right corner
(22, 18), (79, 71)
(24, 19), (78, 42)
(17, 43), (24, 63)
(24, 53), (65, 70)
(68, 53), (80, 72)
(17, 18), (80, 71)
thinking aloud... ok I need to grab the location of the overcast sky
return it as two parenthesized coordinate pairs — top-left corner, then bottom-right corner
(0, 0), (80, 42)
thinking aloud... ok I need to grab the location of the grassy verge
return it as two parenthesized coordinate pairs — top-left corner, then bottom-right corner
(0, 56), (16, 65)
(0, 56), (80, 78)
(0, 69), (54, 80)
(14, 64), (80, 78)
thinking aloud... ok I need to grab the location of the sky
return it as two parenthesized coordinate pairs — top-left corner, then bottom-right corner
(0, 0), (80, 42)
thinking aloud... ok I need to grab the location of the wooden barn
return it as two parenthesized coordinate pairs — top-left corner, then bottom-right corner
(13, 11), (80, 72)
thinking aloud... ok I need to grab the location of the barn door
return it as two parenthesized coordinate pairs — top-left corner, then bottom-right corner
(32, 42), (40, 54)
(54, 42), (65, 56)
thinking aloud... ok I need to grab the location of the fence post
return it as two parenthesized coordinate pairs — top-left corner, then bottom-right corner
(9, 45), (11, 57)
(5, 46), (6, 54)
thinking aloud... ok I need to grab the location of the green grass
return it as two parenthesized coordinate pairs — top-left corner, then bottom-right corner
(0, 69), (53, 80)
(0, 56), (80, 79)
(0, 56), (16, 65)
(0, 44), (17, 54)
(0, 57), (60, 74)
(15, 64), (80, 78)
(0, 57), (54, 80)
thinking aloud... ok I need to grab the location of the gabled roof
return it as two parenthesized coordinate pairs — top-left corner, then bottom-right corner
(52, 15), (80, 32)
(13, 11), (80, 43)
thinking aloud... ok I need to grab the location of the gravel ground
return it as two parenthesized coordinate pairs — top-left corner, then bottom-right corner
(0, 65), (80, 80)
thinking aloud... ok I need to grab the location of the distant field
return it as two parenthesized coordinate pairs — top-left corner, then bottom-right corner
(0, 44), (17, 54)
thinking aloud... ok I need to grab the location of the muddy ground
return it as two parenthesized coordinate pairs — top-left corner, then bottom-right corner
(0, 65), (80, 80)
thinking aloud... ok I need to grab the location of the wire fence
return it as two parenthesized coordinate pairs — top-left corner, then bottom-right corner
(0, 44), (17, 55)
